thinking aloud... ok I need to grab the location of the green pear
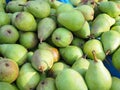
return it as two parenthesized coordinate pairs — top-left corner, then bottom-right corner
(24, 0), (50, 19)
(83, 39), (106, 61)
(90, 13), (115, 37)
(76, 5), (94, 21)
(0, 44), (28, 66)
(73, 21), (90, 39)
(112, 47), (120, 71)
(56, 3), (74, 15)
(12, 11), (37, 31)
(52, 28), (73, 47)
(27, 51), (33, 62)
(0, 3), (5, 12)
(72, 57), (90, 77)
(98, 1), (120, 17)
(55, 68), (88, 90)
(36, 78), (57, 90)
(6, 1), (25, 13)
(16, 63), (40, 90)
(48, 61), (70, 78)
(70, 0), (81, 6)
(0, 12), (10, 27)
(38, 17), (56, 43)
(0, 58), (19, 83)
(0, 25), (19, 44)
(48, 0), (62, 9)
(101, 30), (120, 55)
(85, 50), (112, 90)
(19, 31), (38, 49)
(0, 0), (6, 8)
(12, 0), (27, 2)
(57, 9), (85, 31)
(49, 8), (57, 22)
(111, 26), (120, 33)
(59, 45), (83, 65)
(0, 82), (16, 90)
(31, 49), (54, 72)
(38, 42), (60, 63)
(110, 77), (120, 90)
(71, 37), (85, 49)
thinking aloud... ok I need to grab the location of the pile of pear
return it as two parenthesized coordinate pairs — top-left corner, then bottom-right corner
(1, 0), (120, 90)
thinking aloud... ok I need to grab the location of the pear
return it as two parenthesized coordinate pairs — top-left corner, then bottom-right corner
(56, 3), (74, 15)
(70, 0), (81, 6)
(85, 50), (112, 90)
(24, 0), (50, 19)
(101, 30), (120, 55)
(27, 51), (33, 62)
(59, 45), (83, 65)
(90, 13), (115, 37)
(0, 82), (16, 90)
(52, 28), (73, 47)
(73, 21), (90, 39)
(31, 49), (54, 72)
(19, 31), (38, 49)
(49, 8), (57, 22)
(6, 1), (25, 13)
(0, 0), (6, 8)
(71, 37), (85, 49)
(12, 11), (37, 31)
(72, 57), (90, 77)
(48, 0), (62, 9)
(83, 39), (106, 61)
(36, 77), (56, 90)
(111, 26), (120, 33)
(48, 61), (70, 78)
(110, 76), (120, 90)
(76, 5), (94, 21)
(0, 3), (5, 12)
(57, 9), (85, 31)
(98, 1), (120, 17)
(38, 42), (60, 63)
(0, 12), (10, 27)
(55, 68), (88, 90)
(0, 44), (28, 66)
(0, 58), (19, 83)
(16, 63), (40, 90)
(0, 25), (19, 44)
(38, 17), (56, 43)
(112, 47), (120, 71)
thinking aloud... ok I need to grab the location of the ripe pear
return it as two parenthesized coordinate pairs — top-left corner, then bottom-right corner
(76, 5), (94, 21)
(0, 25), (19, 44)
(0, 44), (28, 66)
(85, 51), (112, 90)
(0, 82), (16, 90)
(6, 1), (25, 13)
(16, 63), (40, 90)
(101, 30), (120, 55)
(48, 61), (70, 78)
(111, 25), (120, 33)
(0, 58), (19, 83)
(55, 68), (88, 90)
(90, 14), (115, 37)
(112, 47), (120, 71)
(38, 17), (56, 43)
(73, 21), (90, 39)
(38, 42), (60, 63)
(72, 57), (90, 77)
(57, 9), (85, 31)
(24, 0), (50, 19)
(19, 31), (38, 49)
(56, 3), (74, 15)
(12, 11), (37, 31)
(31, 49), (54, 72)
(110, 76), (120, 90)
(59, 45), (83, 65)
(98, 1), (120, 17)
(71, 37), (85, 49)
(36, 78), (56, 90)
(0, 12), (10, 27)
(52, 28), (73, 47)
(83, 39), (106, 61)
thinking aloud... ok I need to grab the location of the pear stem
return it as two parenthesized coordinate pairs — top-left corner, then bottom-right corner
(105, 49), (111, 56)
(39, 66), (44, 73)
(82, 54), (87, 59)
(18, 4), (26, 7)
(88, 34), (95, 39)
(92, 50), (98, 62)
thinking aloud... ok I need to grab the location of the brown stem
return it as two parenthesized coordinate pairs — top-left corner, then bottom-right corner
(88, 34), (95, 39)
(105, 49), (111, 56)
(82, 54), (87, 59)
(39, 66), (44, 73)
(92, 50), (98, 62)
(40, 38), (43, 44)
